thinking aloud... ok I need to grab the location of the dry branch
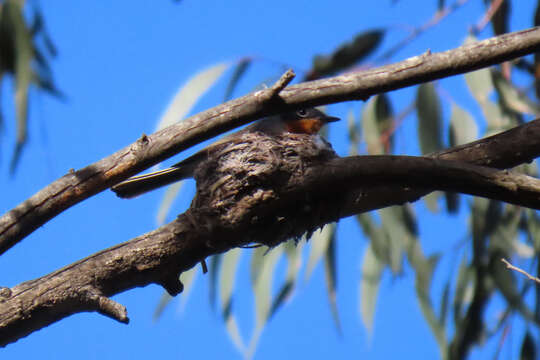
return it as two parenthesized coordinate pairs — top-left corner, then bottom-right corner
(1, 27), (540, 252)
(3, 116), (540, 346)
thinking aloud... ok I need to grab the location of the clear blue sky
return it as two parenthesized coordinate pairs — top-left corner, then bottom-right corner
(0, 1), (536, 359)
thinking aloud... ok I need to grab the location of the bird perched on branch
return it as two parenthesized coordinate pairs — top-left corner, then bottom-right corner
(111, 108), (339, 199)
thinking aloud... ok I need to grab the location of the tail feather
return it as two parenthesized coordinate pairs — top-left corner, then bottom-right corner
(111, 165), (193, 198)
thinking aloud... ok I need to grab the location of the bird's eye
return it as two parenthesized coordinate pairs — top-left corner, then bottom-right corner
(296, 109), (308, 117)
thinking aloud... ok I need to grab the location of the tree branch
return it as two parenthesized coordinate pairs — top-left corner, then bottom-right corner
(1, 27), (540, 253)
(3, 115), (540, 346)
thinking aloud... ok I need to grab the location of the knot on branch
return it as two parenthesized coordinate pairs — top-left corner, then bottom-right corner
(189, 131), (339, 248)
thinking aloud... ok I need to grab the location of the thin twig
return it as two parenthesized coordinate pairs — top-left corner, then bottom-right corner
(501, 258), (540, 284)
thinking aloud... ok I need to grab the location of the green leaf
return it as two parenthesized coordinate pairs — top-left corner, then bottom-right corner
(323, 230), (341, 333)
(156, 181), (184, 225)
(177, 266), (199, 310)
(247, 245), (284, 358)
(439, 280), (450, 328)
(464, 37), (493, 102)
(492, 71), (540, 115)
(416, 82), (443, 154)
(379, 205), (419, 273)
(356, 213), (390, 266)
(305, 223), (336, 281)
(219, 248), (245, 351)
(491, 0), (509, 36)
(2, 0), (33, 173)
(449, 103), (478, 147)
(525, 209), (540, 253)
(153, 292), (173, 321)
(156, 62), (230, 130)
(362, 94), (393, 154)
(489, 205), (522, 255)
(359, 244), (384, 334)
(224, 58), (251, 101)
(153, 267), (198, 320)
(489, 253), (536, 323)
(520, 331), (536, 360)
(379, 207), (406, 273)
(307, 29), (385, 80)
(250, 246), (267, 286)
(269, 241), (304, 318)
(347, 107), (359, 156)
(415, 255), (447, 355)
(253, 246), (283, 327)
(423, 191), (441, 213)
(208, 254), (222, 310)
(453, 253), (472, 326)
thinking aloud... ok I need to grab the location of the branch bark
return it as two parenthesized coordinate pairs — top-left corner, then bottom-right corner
(3, 116), (540, 346)
(1, 27), (540, 253)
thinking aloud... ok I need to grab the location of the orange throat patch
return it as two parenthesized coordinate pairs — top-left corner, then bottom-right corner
(286, 118), (323, 135)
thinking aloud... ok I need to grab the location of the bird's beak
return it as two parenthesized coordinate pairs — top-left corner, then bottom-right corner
(323, 115), (340, 123)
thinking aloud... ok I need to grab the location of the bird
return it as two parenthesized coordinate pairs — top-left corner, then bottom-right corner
(111, 108), (339, 198)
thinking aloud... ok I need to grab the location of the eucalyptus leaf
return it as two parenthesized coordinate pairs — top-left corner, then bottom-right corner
(417, 82), (443, 154)
(156, 62), (230, 131)
(305, 223), (336, 281)
(359, 244), (384, 334)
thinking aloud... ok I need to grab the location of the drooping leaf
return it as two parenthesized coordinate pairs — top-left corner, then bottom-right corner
(177, 266), (199, 311)
(155, 181), (184, 225)
(306, 29), (385, 80)
(156, 62), (230, 131)
(520, 331), (536, 360)
(489, 253), (537, 323)
(362, 94), (394, 154)
(347, 107), (359, 156)
(359, 244), (384, 334)
(471, 198), (502, 244)
(219, 248), (245, 351)
(224, 57), (251, 101)
(154, 291), (173, 321)
(208, 254), (222, 310)
(416, 82), (443, 154)
(439, 279), (450, 328)
(2, 0), (33, 173)
(153, 266), (198, 320)
(492, 70), (540, 115)
(423, 192), (441, 213)
(247, 245), (284, 358)
(490, 0), (509, 36)
(464, 38), (494, 102)
(379, 207), (406, 273)
(250, 246), (267, 286)
(489, 205), (522, 256)
(323, 229), (341, 333)
(449, 103), (478, 147)
(269, 241), (304, 318)
(356, 213), (390, 266)
(305, 223), (336, 281)
(415, 255), (447, 355)
(453, 252), (473, 325)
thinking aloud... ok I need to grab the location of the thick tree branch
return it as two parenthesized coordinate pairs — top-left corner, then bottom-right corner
(1, 27), (540, 253)
(3, 116), (540, 346)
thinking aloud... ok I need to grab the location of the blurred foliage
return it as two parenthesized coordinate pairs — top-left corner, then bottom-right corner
(6, 0), (540, 359)
(0, 0), (60, 172)
(149, 0), (540, 358)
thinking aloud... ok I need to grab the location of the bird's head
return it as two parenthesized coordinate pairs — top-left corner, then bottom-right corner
(281, 108), (340, 135)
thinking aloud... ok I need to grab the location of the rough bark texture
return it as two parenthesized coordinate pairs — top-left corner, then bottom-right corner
(3, 27), (540, 347)
(1, 27), (540, 253)
(3, 118), (540, 346)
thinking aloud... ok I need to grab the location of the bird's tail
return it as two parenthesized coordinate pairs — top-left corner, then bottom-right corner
(111, 165), (193, 198)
